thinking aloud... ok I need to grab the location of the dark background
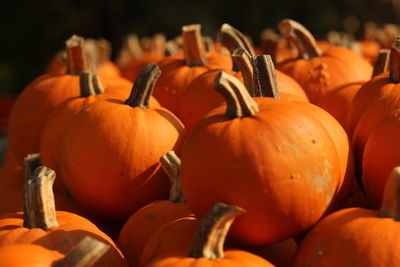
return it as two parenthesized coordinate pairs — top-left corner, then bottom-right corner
(1, 0), (399, 94)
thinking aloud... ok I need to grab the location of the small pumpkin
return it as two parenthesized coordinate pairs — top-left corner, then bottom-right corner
(118, 151), (193, 266)
(142, 202), (274, 267)
(277, 19), (372, 103)
(293, 166), (400, 267)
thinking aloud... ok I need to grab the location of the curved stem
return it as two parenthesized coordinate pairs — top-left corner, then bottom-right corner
(97, 38), (112, 64)
(189, 202), (245, 259)
(203, 36), (215, 52)
(126, 34), (143, 59)
(214, 72), (259, 118)
(390, 37), (400, 83)
(23, 153), (41, 182)
(65, 35), (88, 74)
(79, 72), (96, 97)
(378, 167), (400, 220)
(149, 33), (166, 56)
(52, 237), (110, 267)
(231, 48), (254, 95)
(182, 24), (208, 66)
(92, 74), (105, 95)
(165, 40), (181, 56)
(372, 49), (390, 78)
(23, 166), (59, 230)
(160, 151), (185, 203)
(278, 19), (322, 60)
(219, 24), (256, 56)
(260, 29), (279, 63)
(252, 55), (280, 98)
(125, 63), (161, 108)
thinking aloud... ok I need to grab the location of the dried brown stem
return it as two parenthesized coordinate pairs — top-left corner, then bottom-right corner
(252, 55), (280, 98)
(231, 48), (254, 95)
(189, 202), (245, 259)
(203, 36), (215, 52)
(390, 37), (400, 83)
(160, 151), (185, 203)
(260, 29), (279, 63)
(23, 167), (59, 230)
(125, 63), (161, 108)
(97, 39), (112, 63)
(219, 24), (256, 56)
(150, 34), (166, 56)
(372, 49), (390, 78)
(182, 24), (208, 66)
(165, 40), (181, 56)
(214, 72), (259, 118)
(79, 72), (96, 97)
(52, 236), (110, 267)
(378, 167), (400, 220)
(65, 35), (88, 74)
(278, 19), (322, 60)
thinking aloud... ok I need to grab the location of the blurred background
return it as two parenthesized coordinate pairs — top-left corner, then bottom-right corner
(1, 0), (400, 94)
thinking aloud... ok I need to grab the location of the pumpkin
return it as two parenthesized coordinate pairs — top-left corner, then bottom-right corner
(121, 34), (166, 81)
(59, 63), (186, 220)
(293, 166), (400, 267)
(44, 50), (67, 75)
(277, 19), (372, 103)
(141, 202), (274, 267)
(118, 151), (193, 266)
(362, 109), (400, 207)
(181, 71), (341, 245)
(0, 166), (127, 266)
(152, 24), (232, 113)
(346, 39), (400, 138)
(0, 236), (109, 267)
(176, 48), (307, 130)
(8, 35), (89, 163)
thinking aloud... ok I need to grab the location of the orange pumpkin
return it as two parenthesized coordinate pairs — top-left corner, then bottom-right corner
(152, 24), (232, 113)
(59, 64), (186, 220)
(0, 237), (110, 267)
(142, 203), (274, 267)
(277, 19), (372, 104)
(181, 72), (341, 246)
(293, 166), (400, 266)
(118, 151), (193, 266)
(0, 166), (127, 267)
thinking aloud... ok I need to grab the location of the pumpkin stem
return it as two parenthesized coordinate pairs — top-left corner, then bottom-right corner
(215, 72), (259, 118)
(149, 34), (166, 56)
(372, 49), (390, 78)
(52, 236), (110, 267)
(252, 55), (280, 98)
(390, 37), (400, 83)
(160, 151), (185, 203)
(166, 40), (181, 56)
(84, 39), (99, 74)
(189, 202), (245, 259)
(378, 167), (400, 220)
(22, 154), (42, 228)
(79, 73), (104, 97)
(23, 166), (59, 230)
(278, 19), (322, 60)
(65, 35), (88, 74)
(97, 38), (112, 64)
(125, 63), (161, 109)
(203, 36), (215, 52)
(127, 34), (143, 59)
(182, 24), (208, 66)
(260, 29), (279, 63)
(218, 24), (256, 56)
(231, 48), (254, 96)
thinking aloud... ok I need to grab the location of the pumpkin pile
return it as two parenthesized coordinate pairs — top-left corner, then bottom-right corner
(2, 18), (400, 266)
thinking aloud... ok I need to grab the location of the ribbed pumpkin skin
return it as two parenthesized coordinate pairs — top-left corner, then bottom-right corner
(121, 52), (164, 82)
(0, 244), (63, 266)
(362, 110), (400, 207)
(278, 47), (372, 104)
(0, 211), (127, 267)
(59, 99), (186, 220)
(181, 98), (341, 246)
(176, 69), (308, 131)
(118, 200), (193, 266)
(152, 51), (233, 113)
(8, 75), (81, 163)
(293, 208), (400, 267)
(346, 72), (399, 138)
(317, 81), (364, 131)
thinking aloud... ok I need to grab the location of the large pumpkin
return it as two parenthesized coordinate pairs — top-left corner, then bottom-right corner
(59, 64), (186, 220)
(181, 71), (341, 245)
(277, 19), (372, 103)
